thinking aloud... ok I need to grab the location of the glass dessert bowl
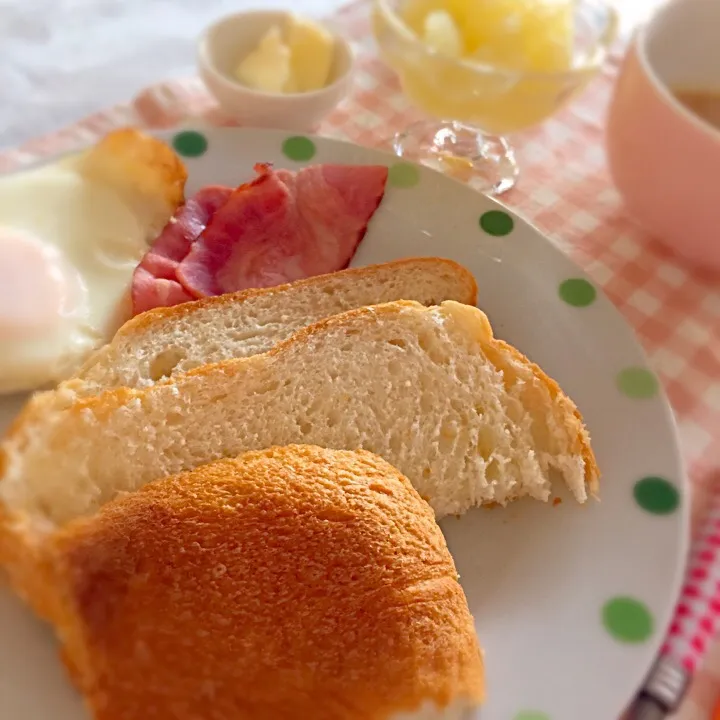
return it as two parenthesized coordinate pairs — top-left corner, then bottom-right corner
(372, 0), (618, 194)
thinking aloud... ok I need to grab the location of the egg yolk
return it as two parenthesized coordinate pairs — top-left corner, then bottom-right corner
(0, 228), (83, 340)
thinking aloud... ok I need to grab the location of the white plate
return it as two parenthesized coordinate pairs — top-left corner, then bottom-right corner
(0, 128), (689, 720)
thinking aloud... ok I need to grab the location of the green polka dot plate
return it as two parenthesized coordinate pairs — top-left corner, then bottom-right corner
(0, 128), (689, 720)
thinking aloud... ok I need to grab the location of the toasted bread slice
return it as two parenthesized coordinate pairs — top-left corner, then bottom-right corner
(39, 446), (484, 719)
(0, 300), (598, 582)
(60, 257), (477, 399)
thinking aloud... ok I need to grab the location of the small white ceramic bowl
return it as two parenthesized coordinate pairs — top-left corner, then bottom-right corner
(197, 10), (355, 132)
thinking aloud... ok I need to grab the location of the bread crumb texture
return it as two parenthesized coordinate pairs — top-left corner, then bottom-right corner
(0, 301), (598, 535)
(71, 257), (478, 393)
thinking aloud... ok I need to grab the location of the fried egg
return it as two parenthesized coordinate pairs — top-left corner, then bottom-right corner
(0, 129), (187, 394)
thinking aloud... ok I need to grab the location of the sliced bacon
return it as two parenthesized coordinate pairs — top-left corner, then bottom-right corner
(129, 163), (388, 316)
(176, 163), (388, 297)
(131, 268), (195, 315)
(131, 186), (232, 314)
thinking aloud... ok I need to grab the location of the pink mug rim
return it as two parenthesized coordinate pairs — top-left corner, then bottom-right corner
(635, 0), (720, 146)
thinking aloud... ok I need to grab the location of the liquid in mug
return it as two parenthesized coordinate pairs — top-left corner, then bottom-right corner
(672, 87), (720, 132)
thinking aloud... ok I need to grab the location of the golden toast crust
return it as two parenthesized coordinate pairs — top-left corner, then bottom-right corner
(43, 446), (484, 719)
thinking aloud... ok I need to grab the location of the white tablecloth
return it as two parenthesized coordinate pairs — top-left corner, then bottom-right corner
(0, 0), (659, 150)
(0, 0), (344, 149)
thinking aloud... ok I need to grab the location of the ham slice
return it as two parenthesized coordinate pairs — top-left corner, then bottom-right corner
(177, 163), (388, 297)
(130, 163), (388, 315)
(131, 186), (232, 314)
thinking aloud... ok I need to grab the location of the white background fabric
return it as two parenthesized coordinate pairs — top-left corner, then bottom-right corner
(0, 0), (343, 148)
(0, 0), (658, 149)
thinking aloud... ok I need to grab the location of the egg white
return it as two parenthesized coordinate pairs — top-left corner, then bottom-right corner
(0, 156), (154, 393)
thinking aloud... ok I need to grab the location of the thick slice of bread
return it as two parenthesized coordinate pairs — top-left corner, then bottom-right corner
(66, 257), (477, 398)
(0, 301), (598, 579)
(37, 445), (484, 720)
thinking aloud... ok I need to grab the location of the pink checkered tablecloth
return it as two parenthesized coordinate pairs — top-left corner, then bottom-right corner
(1, 0), (718, 717)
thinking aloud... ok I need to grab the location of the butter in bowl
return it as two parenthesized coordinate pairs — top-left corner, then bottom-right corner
(198, 10), (355, 131)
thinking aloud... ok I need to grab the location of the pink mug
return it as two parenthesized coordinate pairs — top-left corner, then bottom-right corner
(606, 0), (720, 272)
